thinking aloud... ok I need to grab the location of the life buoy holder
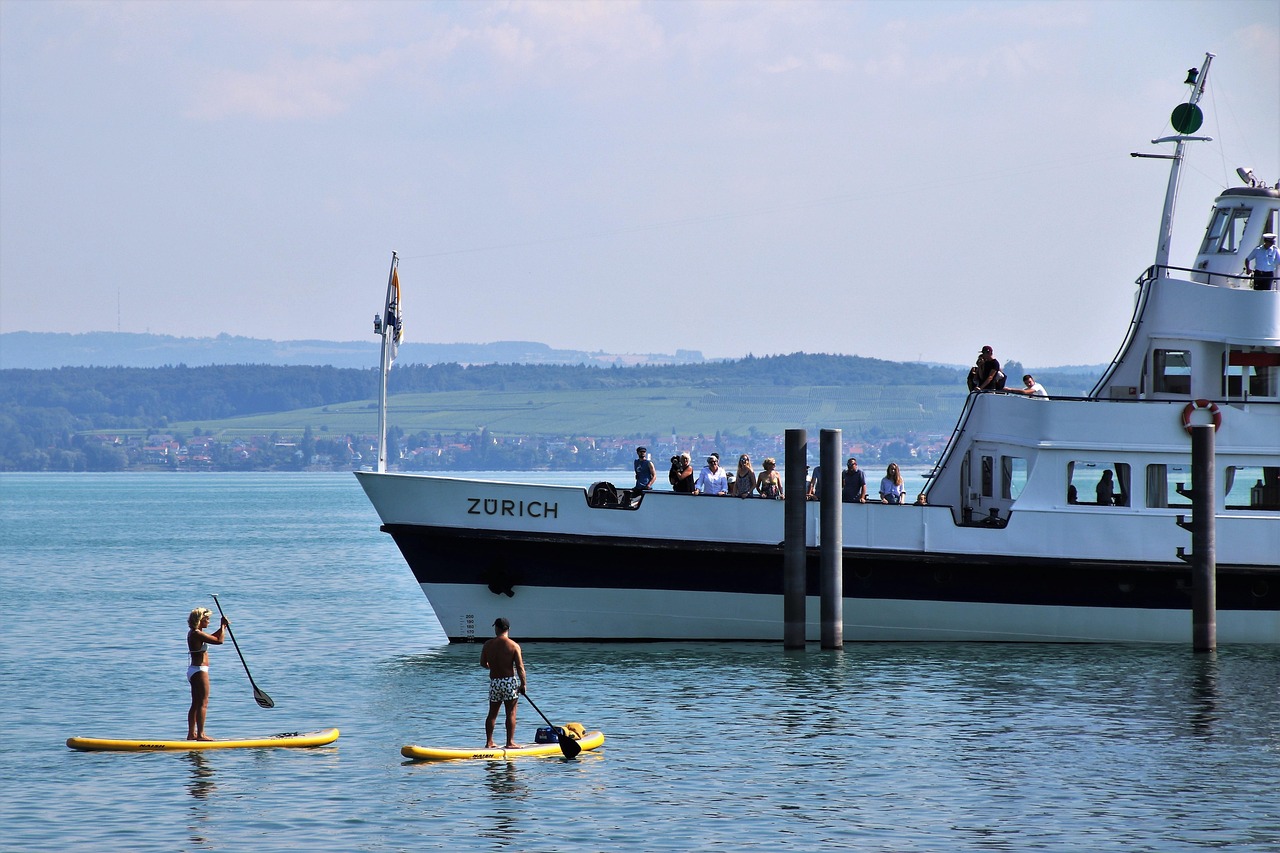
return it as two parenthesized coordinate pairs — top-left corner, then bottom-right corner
(1181, 399), (1221, 433)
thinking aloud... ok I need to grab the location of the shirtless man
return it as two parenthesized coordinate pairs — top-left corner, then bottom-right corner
(481, 617), (527, 749)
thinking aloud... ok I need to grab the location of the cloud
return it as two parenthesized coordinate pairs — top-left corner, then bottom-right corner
(186, 52), (392, 121)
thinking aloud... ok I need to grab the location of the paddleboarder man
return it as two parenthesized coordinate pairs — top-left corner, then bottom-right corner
(186, 607), (228, 741)
(481, 617), (527, 749)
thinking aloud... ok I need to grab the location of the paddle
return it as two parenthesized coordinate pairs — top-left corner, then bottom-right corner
(521, 693), (581, 758)
(210, 594), (274, 709)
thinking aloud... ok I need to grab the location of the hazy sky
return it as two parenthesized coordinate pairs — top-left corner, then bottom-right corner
(2, 1), (1277, 367)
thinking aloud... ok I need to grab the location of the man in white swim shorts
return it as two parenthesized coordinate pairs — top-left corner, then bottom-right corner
(480, 617), (527, 749)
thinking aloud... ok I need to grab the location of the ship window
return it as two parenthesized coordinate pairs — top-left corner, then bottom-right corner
(1001, 456), (1027, 500)
(1225, 466), (1280, 510)
(1198, 207), (1251, 254)
(1145, 464), (1192, 508)
(981, 455), (994, 497)
(1068, 461), (1130, 507)
(1153, 349), (1191, 395)
(1224, 349), (1280, 399)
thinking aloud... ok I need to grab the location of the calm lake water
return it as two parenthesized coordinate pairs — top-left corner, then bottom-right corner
(2, 472), (1278, 852)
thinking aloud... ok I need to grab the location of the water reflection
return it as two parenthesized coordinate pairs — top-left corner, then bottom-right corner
(185, 751), (217, 849)
(479, 762), (527, 844)
(1187, 652), (1220, 737)
(185, 751), (217, 800)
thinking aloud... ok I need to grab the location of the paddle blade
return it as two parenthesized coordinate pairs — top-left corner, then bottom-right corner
(558, 734), (582, 759)
(253, 687), (275, 709)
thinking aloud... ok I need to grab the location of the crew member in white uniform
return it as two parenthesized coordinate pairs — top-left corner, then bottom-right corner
(1244, 232), (1278, 291)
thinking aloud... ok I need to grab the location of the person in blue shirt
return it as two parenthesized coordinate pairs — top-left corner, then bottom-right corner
(633, 447), (656, 492)
(841, 458), (867, 503)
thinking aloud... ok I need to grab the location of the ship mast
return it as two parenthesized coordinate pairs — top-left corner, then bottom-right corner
(1150, 53), (1215, 271)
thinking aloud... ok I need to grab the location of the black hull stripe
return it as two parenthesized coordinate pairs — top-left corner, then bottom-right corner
(383, 524), (1279, 613)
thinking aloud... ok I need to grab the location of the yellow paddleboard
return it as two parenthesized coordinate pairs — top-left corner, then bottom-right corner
(66, 728), (340, 752)
(401, 730), (604, 761)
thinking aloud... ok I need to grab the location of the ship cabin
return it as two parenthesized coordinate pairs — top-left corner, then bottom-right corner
(930, 182), (1280, 531)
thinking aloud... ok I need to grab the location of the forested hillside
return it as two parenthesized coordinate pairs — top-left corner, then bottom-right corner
(0, 354), (1095, 471)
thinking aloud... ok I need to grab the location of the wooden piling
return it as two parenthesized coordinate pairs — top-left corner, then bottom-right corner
(783, 429), (807, 649)
(1190, 423), (1217, 652)
(819, 429), (843, 649)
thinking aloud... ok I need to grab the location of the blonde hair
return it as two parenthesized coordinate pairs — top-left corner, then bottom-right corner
(188, 607), (212, 629)
(762, 458), (776, 470)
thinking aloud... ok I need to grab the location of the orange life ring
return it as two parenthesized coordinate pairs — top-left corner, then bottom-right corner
(1181, 399), (1221, 433)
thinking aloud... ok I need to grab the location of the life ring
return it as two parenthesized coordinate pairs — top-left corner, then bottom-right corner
(1181, 399), (1221, 433)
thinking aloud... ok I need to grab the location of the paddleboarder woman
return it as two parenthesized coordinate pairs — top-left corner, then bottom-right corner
(481, 617), (527, 749)
(187, 607), (228, 741)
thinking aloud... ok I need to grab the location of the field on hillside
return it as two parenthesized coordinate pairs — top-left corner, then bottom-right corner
(171, 383), (972, 439)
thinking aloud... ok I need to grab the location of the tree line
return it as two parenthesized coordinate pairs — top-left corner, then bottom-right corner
(0, 354), (1083, 471)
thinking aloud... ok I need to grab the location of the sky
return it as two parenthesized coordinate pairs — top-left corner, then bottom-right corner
(1, 1), (1277, 368)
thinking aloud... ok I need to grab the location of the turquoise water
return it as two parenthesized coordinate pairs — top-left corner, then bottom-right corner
(2, 472), (1278, 852)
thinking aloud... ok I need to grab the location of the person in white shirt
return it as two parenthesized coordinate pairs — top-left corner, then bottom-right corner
(1015, 374), (1049, 398)
(694, 454), (728, 496)
(1244, 232), (1278, 291)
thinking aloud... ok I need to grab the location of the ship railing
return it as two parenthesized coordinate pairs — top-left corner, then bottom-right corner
(1090, 264), (1172, 397)
(1090, 263), (1259, 397)
(922, 389), (979, 491)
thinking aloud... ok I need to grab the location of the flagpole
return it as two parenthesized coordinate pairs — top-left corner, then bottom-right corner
(376, 251), (399, 473)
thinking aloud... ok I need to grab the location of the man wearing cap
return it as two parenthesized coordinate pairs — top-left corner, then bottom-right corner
(481, 617), (527, 749)
(975, 346), (1006, 391)
(633, 446), (656, 493)
(694, 452), (728, 496)
(1244, 232), (1278, 291)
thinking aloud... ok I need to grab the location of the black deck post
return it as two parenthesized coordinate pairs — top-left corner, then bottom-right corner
(784, 429), (807, 649)
(819, 429), (843, 649)
(1190, 423), (1217, 652)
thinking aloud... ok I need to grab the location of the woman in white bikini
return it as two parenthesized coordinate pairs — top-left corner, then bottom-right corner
(187, 607), (228, 741)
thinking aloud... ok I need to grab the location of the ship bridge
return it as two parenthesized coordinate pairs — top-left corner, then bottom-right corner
(1096, 184), (1280, 404)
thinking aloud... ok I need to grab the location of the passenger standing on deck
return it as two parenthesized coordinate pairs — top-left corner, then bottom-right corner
(633, 446), (656, 493)
(841, 458), (867, 503)
(670, 452), (695, 493)
(695, 453), (729, 496)
(807, 465), (823, 500)
(756, 458), (784, 499)
(734, 455), (757, 497)
(187, 607), (228, 741)
(482, 617), (527, 749)
(880, 463), (906, 504)
(1096, 469), (1116, 506)
(1244, 232), (1278, 290)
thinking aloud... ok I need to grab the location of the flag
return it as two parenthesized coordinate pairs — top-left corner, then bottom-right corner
(384, 259), (403, 365)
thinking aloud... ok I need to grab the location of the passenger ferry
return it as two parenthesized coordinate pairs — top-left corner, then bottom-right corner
(356, 56), (1279, 643)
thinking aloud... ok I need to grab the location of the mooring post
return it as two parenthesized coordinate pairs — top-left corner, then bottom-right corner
(783, 429), (807, 649)
(1190, 423), (1217, 652)
(819, 428), (843, 649)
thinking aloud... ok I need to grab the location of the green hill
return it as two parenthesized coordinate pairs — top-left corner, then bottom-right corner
(178, 382), (969, 439)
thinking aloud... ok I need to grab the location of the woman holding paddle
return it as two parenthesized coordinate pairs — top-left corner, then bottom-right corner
(186, 607), (228, 741)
